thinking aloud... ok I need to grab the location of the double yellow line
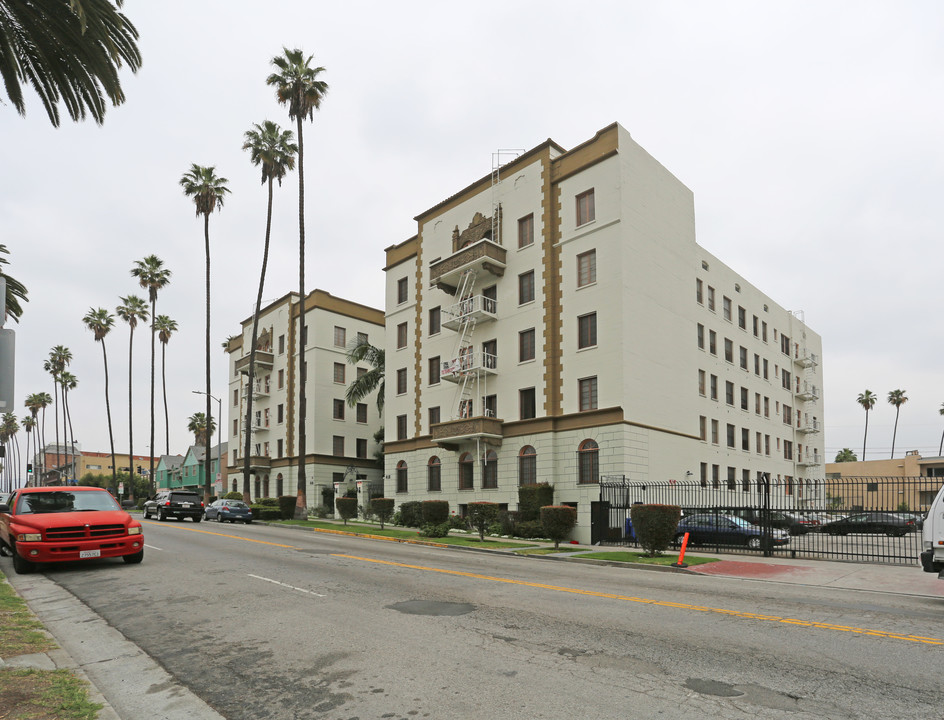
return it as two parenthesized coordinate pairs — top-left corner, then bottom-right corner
(333, 553), (944, 646)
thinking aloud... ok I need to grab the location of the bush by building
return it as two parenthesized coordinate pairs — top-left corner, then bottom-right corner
(336, 497), (358, 525)
(422, 500), (449, 525)
(518, 483), (554, 521)
(540, 505), (578, 549)
(630, 504), (682, 557)
(371, 498), (395, 529)
(467, 502), (499, 541)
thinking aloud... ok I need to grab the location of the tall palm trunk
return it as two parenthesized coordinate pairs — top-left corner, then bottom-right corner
(162, 340), (170, 455)
(100, 341), (117, 495)
(295, 112), (307, 519)
(862, 410), (869, 461)
(128, 324), (135, 498)
(204, 213), (212, 502)
(149, 298), (156, 495)
(891, 407), (901, 459)
(244, 176), (275, 502)
(40, 407), (46, 479)
(53, 377), (61, 480)
(64, 387), (75, 482)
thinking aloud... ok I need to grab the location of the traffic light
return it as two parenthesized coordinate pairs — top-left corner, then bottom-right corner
(27, 462), (32, 474)
(137, 465), (142, 475)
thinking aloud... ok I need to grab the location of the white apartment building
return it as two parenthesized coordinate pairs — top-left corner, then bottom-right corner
(225, 289), (385, 506)
(382, 122), (825, 544)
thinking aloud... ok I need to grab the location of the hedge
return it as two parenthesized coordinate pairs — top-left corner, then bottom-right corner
(250, 505), (282, 521)
(371, 498), (395, 529)
(278, 495), (296, 520)
(467, 502), (499, 541)
(630, 504), (682, 557)
(518, 483), (554, 521)
(224, 491), (243, 500)
(540, 505), (577, 549)
(422, 500), (449, 525)
(336, 497), (358, 525)
(396, 501), (423, 527)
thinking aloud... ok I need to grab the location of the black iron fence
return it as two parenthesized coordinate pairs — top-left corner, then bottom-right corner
(597, 475), (943, 565)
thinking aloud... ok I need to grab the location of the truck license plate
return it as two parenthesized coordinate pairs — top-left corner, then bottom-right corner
(79, 549), (101, 559)
(181, 503), (192, 508)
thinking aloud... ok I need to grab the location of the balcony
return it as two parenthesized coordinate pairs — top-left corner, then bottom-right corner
(429, 239), (507, 295)
(797, 452), (822, 467)
(234, 350), (273, 374)
(441, 351), (498, 382)
(794, 350), (819, 368)
(431, 416), (503, 448)
(252, 418), (270, 433)
(442, 295), (498, 331)
(797, 419), (821, 434)
(796, 383), (820, 401)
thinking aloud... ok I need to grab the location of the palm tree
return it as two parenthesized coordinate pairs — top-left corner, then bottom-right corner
(186, 412), (216, 447)
(21, 415), (35, 486)
(45, 345), (71, 480)
(857, 390), (877, 461)
(267, 48), (328, 519)
(345, 339), (385, 412)
(0, 412), (17, 491)
(0, 0), (142, 126)
(154, 315), (178, 455)
(116, 293), (148, 492)
(23, 393), (44, 479)
(131, 255), (171, 494)
(59, 371), (78, 482)
(0, 244), (28, 322)
(241, 119), (297, 498)
(83, 307), (117, 494)
(887, 389), (908, 459)
(180, 164), (229, 503)
(31, 391), (52, 479)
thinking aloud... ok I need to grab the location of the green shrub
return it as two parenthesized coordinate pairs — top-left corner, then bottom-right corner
(336, 497), (358, 525)
(311, 505), (330, 519)
(397, 501), (423, 527)
(514, 520), (545, 539)
(224, 491), (243, 500)
(322, 486), (335, 508)
(448, 513), (469, 530)
(256, 497), (279, 507)
(278, 495), (296, 520)
(250, 505), (282, 521)
(630, 504), (682, 557)
(371, 498), (395, 529)
(467, 502), (499, 541)
(518, 483), (554, 521)
(419, 522), (450, 538)
(422, 500), (449, 525)
(540, 506), (578, 550)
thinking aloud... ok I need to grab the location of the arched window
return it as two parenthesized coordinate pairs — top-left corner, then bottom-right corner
(577, 439), (599, 484)
(482, 450), (498, 489)
(396, 460), (408, 493)
(458, 452), (474, 490)
(518, 446), (537, 486)
(276, 473), (283, 497)
(263, 475), (270, 498)
(427, 456), (441, 492)
(254, 477), (261, 499)
(231, 480), (237, 494)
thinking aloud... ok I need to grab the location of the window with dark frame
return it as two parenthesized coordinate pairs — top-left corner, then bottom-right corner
(579, 377), (598, 411)
(519, 328), (535, 362)
(396, 461), (408, 493)
(576, 189), (595, 226)
(518, 446), (537, 486)
(518, 270), (535, 304)
(577, 249), (596, 287)
(333, 436), (344, 456)
(334, 362), (345, 384)
(427, 457), (441, 491)
(334, 326), (346, 347)
(333, 399), (345, 420)
(397, 368), (407, 395)
(429, 356), (440, 385)
(577, 313), (597, 349)
(356, 438), (367, 459)
(520, 388), (536, 420)
(428, 406), (440, 427)
(356, 403), (367, 423)
(458, 453), (473, 490)
(577, 439), (599, 484)
(396, 414), (407, 440)
(397, 322), (408, 349)
(429, 306), (441, 335)
(397, 277), (408, 304)
(518, 213), (534, 249)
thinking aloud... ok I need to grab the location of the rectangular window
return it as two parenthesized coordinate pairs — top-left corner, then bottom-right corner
(356, 438), (367, 459)
(429, 306), (441, 335)
(518, 270), (535, 304)
(697, 323), (705, 349)
(707, 286), (715, 312)
(397, 322), (408, 349)
(725, 381), (734, 405)
(756, 432), (762, 455)
(356, 332), (368, 345)
(739, 346), (748, 370)
(712, 464), (720, 489)
(302, 324), (309, 346)
(519, 328), (535, 362)
(576, 189), (595, 226)
(397, 277), (408, 304)
(520, 388), (536, 420)
(699, 415), (707, 441)
(738, 306), (746, 329)
(397, 367), (407, 395)
(783, 405), (793, 425)
(428, 406), (440, 427)
(723, 296), (732, 321)
(233, 389), (239, 406)
(762, 321), (768, 343)
(233, 419), (238, 435)
(753, 354), (760, 376)
(278, 334), (285, 354)
(698, 369), (706, 396)
(696, 278), (704, 304)
(781, 334), (791, 356)
(726, 423), (736, 448)
(577, 249), (596, 287)
(429, 356), (440, 385)
(727, 467), (737, 491)
(741, 428), (750, 451)
(765, 434), (771, 456)
(710, 374), (718, 401)
(577, 313), (597, 349)
(334, 362), (345, 384)
(277, 404), (284, 423)
(332, 436), (344, 457)
(278, 368), (284, 389)
(782, 369), (791, 390)
(709, 330), (717, 355)
(334, 326), (346, 348)
(333, 399), (345, 420)
(752, 316), (759, 337)
(711, 419), (719, 444)
(277, 439), (283, 458)
(428, 460), (441, 492)
(755, 393), (761, 414)
(763, 358), (769, 379)
(700, 462), (708, 487)
(740, 387), (748, 411)
(356, 403), (367, 424)
(396, 414), (407, 440)
(724, 338), (733, 363)
(518, 213), (534, 248)
(784, 440), (793, 461)
(483, 394), (497, 418)
(578, 377), (598, 411)
(764, 397), (770, 418)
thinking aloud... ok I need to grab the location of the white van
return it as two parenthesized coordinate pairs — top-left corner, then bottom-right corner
(920, 484), (944, 577)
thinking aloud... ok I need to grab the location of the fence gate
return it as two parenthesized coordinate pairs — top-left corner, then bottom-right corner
(596, 475), (937, 565)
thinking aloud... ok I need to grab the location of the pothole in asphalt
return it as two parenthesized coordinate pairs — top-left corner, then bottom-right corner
(684, 679), (744, 697)
(385, 600), (475, 616)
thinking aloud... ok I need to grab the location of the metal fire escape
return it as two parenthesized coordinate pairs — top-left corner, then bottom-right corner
(448, 268), (479, 420)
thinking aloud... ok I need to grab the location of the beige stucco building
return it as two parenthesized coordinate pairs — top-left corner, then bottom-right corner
(826, 451), (944, 510)
(225, 290), (384, 506)
(382, 122), (826, 543)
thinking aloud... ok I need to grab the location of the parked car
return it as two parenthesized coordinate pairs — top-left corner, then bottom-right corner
(727, 508), (809, 535)
(675, 513), (790, 550)
(0, 486), (144, 574)
(143, 491), (204, 522)
(821, 512), (917, 537)
(205, 499), (253, 524)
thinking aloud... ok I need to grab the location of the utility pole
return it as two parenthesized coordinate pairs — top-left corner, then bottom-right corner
(0, 278), (15, 415)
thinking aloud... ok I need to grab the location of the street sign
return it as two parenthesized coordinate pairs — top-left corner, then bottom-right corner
(119, 482), (124, 495)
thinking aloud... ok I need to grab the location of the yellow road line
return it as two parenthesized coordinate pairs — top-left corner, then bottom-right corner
(142, 520), (299, 549)
(332, 553), (944, 646)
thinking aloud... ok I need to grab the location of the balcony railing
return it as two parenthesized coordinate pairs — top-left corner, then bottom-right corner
(441, 352), (498, 382)
(442, 295), (498, 331)
(429, 239), (507, 294)
(797, 419), (821, 434)
(797, 452), (822, 467)
(430, 416), (503, 447)
(794, 350), (819, 368)
(234, 350), (274, 374)
(797, 383), (820, 401)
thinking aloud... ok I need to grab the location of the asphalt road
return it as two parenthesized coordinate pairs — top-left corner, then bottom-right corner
(11, 519), (944, 719)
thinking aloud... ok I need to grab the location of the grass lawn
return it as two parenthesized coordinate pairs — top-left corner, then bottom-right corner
(514, 547), (586, 556)
(573, 551), (719, 567)
(270, 519), (537, 549)
(0, 572), (102, 720)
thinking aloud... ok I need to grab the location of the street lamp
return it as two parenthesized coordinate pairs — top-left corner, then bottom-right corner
(192, 390), (222, 495)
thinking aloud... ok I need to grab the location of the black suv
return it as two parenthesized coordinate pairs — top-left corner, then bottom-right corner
(144, 491), (204, 522)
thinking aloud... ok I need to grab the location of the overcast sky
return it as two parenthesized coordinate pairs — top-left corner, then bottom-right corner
(2, 1), (942, 470)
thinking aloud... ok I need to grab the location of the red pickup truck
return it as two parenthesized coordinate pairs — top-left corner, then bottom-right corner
(0, 486), (144, 574)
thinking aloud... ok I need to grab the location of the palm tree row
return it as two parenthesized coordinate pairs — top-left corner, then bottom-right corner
(854, 388), (944, 460)
(1, 412), (20, 492)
